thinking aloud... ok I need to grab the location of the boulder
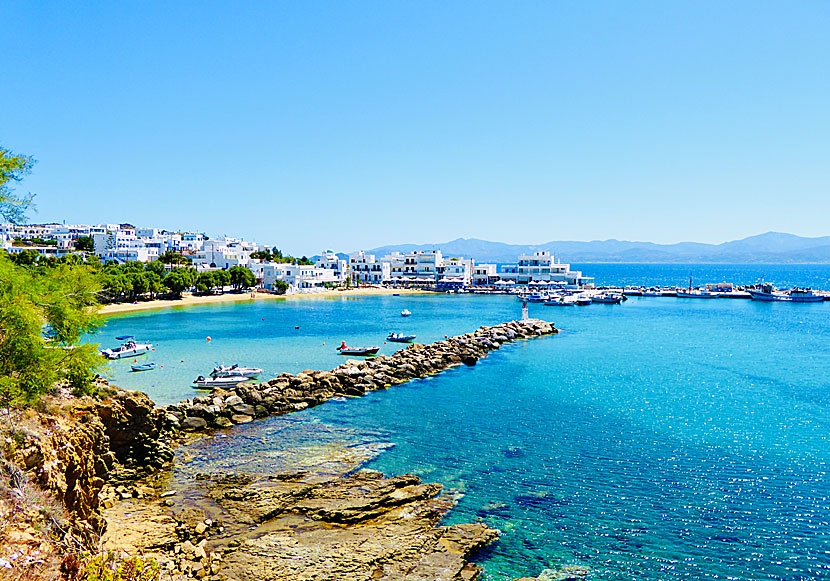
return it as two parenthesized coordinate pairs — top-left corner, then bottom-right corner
(182, 417), (208, 431)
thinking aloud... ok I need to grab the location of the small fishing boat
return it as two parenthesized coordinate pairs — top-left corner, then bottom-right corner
(747, 284), (825, 302)
(337, 342), (380, 356)
(675, 289), (718, 298)
(517, 293), (549, 303)
(101, 339), (153, 360)
(544, 296), (576, 306)
(193, 375), (251, 389)
(387, 333), (416, 343)
(401, 309), (412, 317)
(131, 362), (157, 372)
(210, 364), (263, 378)
(591, 294), (623, 304)
(575, 295), (593, 306)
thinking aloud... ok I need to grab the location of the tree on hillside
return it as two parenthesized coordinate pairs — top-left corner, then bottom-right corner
(158, 250), (191, 265)
(75, 236), (94, 252)
(250, 250), (271, 261)
(0, 243), (103, 404)
(145, 260), (167, 276)
(0, 147), (35, 223)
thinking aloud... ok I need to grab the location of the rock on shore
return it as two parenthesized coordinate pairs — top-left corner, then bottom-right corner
(1, 318), (559, 580)
(202, 470), (498, 581)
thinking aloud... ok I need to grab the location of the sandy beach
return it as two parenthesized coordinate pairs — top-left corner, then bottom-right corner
(97, 287), (431, 316)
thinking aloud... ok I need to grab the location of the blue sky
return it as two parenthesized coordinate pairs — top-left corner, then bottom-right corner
(3, 1), (829, 255)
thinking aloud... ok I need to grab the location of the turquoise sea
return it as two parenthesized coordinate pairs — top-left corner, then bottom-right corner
(93, 265), (830, 580)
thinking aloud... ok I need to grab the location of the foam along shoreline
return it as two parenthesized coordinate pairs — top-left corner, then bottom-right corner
(97, 287), (431, 316)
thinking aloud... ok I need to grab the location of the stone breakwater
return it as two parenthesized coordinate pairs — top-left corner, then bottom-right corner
(164, 318), (557, 431)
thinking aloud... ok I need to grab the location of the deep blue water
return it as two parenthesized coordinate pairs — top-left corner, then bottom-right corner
(93, 264), (830, 580)
(572, 262), (830, 289)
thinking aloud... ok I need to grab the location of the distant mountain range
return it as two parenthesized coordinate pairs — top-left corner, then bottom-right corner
(339, 232), (830, 264)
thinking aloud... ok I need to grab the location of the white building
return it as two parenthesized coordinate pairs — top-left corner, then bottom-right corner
(472, 264), (499, 286)
(192, 238), (253, 270)
(499, 252), (592, 287)
(350, 251), (390, 284)
(93, 229), (155, 263)
(261, 262), (340, 290)
(315, 249), (348, 283)
(379, 250), (443, 285)
(438, 257), (473, 287)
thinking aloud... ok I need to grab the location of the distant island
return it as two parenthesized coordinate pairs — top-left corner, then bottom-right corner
(351, 232), (830, 264)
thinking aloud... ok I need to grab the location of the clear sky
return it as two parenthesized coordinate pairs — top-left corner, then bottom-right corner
(3, 1), (829, 255)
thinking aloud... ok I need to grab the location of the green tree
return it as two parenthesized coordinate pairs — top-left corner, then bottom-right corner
(250, 250), (272, 261)
(145, 260), (167, 277)
(214, 269), (230, 290)
(195, 271), (216, 295)
(127, 272), (150, 300)
(0, 147), (35, 224)
(271, 280), (289, 295)
(102, 273), (130, 302)
(0, 252), (104, 403)
(145, 272), (166, 298)
(75, 236), (94, 252)
(158, 250), (191, 265)
(9, 249), (40, 267)
(228, 266), (256, 290)
(162, 269), (192, 298)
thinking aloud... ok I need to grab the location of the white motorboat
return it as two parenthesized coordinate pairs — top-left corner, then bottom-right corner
(101, 339), (153, 360)
(193, 375), (252, 389)
(210, 364), (263, 378)
(387, 333), (417, 343)
(544, 296), (576, 306)
(675, 289), (719, 298)
(401, 309), (412, 317)
(591, 293), (623, 304)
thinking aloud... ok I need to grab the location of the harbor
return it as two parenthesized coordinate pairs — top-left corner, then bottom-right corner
(90, 283), (830, 581)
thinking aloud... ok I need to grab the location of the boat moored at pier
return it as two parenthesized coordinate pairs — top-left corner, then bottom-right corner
(747, 284), (825, 302)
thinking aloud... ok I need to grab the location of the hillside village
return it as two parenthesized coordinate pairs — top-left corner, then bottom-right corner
(1, 222), (592, 292)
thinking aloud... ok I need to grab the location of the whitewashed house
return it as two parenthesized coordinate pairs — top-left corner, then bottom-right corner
(499, 252), (592, 287)
(472, 264), (499, 286)
(315, 249), (348, 283)
(350, 251), (389, 284)
(261, 262), (340, 290)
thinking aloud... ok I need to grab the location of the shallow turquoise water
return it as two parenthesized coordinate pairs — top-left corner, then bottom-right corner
(95, 276), (830, 580)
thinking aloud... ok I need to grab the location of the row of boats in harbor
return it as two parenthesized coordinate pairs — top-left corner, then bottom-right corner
(518, 291), (625, 306)
(515, 284), (828, 304)
(617, 283), (828, 302)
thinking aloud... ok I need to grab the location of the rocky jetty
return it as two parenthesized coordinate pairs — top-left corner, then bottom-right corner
(166, 318), (556, 432)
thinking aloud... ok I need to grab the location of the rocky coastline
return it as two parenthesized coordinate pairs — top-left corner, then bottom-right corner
(1, 319), (573, 581)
